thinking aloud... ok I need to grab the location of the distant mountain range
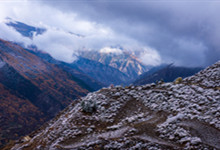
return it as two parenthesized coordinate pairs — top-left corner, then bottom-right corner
(0, 18), (207, 148)
(0, 37), (147, 147)
(79, 49), (150, 80)
(73, 56), (130, 86)
(28, 49), (130, 86)
(5, 18), (150, 85)
(27, 50), (104, 90)
(133, 64), (203, 85)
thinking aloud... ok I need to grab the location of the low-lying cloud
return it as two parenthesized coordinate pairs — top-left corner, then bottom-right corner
(0, 0), (160, 64)
(0, 0), (219, 67)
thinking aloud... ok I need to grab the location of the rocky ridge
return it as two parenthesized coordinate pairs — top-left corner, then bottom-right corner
(79, 50), (149, 80)
(9, 60), (220, 150)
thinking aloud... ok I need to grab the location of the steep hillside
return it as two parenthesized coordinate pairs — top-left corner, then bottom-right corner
(27, 50), (104, 91)
(72, 57), (130, 86)
(28, 49), (128, 87)
(134, 64), (202, 85)
(0, 39), (89, 109)
(0, 39), (91, 147)
(79, 48), (149, 80)
(0, 82), (45, 147)
(9, 60), (220, 150)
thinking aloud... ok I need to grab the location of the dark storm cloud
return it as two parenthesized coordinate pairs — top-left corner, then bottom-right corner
(39, 0), (220, 67)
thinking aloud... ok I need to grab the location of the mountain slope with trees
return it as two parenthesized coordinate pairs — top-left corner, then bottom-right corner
(0, 39), (93, 148)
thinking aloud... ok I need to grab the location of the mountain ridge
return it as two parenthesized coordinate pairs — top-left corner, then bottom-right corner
(78, 49), (150, 80)
(7, 60), (220, 150)
(133, 64), (203, 85)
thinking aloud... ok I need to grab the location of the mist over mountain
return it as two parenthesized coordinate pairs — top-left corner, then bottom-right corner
(1, 1), (220, 66)
(5, 18), (46, 39)
(0, 36), (154, 148)
(1, 1), (220, 149)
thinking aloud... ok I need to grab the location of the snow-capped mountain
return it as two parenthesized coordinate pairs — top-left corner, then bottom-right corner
(4, 19), (150, 85)
(28, 49), (130, 86)
(8, 60), (220, 150)
(79, 47), (150, 80)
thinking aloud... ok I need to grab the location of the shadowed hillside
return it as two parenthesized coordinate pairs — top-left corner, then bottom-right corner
(134, 64), (202, 85)
(0, 39), (92, 147)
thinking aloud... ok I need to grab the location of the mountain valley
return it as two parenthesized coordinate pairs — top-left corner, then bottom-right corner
(5, 60), (220, 150)
(1, 17), (219, 150)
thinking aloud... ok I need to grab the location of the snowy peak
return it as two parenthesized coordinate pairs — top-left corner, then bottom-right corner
(8, 60), (220, 150)
(79, 49), (150, 80)
(99, 47), (123, 55)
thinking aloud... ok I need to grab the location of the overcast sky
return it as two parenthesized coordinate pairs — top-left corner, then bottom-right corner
(0, 0), (220, 66)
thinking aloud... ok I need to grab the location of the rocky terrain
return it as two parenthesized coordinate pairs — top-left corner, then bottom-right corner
(8, 60), (220, 150)
(79, 48), (149, 80)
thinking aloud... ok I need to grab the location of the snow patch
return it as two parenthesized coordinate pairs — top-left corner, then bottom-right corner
(99, 47), (123, 54)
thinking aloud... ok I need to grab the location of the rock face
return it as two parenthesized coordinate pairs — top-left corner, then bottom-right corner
(0, 39), (92, 147)
(9, 60), (220, 150)
(79, 50), (149, 80)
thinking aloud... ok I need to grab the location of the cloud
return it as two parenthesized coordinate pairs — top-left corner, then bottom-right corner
(38, 0), (220, 67)
(0, 22), (32, 46)
(1, 0), (220, 66)
(99, 47), (123, 54)
(139, 47), (162, 66)
(0, 0), (162, 64)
